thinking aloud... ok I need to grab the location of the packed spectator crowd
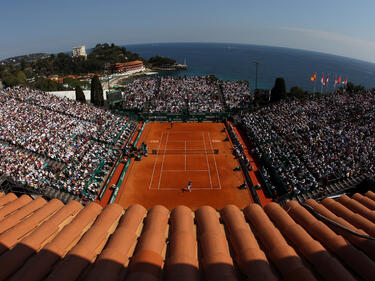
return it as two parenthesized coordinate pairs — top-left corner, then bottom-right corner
(0, 86), (136, 201)
(4, 87), (128, 145)
(122, 78), (158, 111)
(0, 143), (51, 190)
(122, 76), (253, 113)
(151, 76), (224, 112)
(221, 81), (253, 110)
(242, 90), (375, 196)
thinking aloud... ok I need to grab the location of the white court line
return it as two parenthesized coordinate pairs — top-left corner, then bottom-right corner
(157, 132), (169, 190)
(150, 187), (215, 190)
(163, 170), (209, 172)
(209, 132), (222, 189)
(167, 140), (202, 143)
(202, 132), (213, 189)
(168, 131), (195, 134)
(184, 140), (187, 171)
(149, 132), (164, 189)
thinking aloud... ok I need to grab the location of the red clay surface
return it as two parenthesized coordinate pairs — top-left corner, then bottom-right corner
(116, 122), (252, 209)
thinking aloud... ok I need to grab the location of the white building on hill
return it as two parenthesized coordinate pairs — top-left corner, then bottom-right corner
(72, 46), (87, 59)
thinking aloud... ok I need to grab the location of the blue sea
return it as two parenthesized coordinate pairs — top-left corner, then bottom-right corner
(126, 42), (375, 92)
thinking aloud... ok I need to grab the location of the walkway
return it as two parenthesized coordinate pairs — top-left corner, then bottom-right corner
(230, 122), (273, 207)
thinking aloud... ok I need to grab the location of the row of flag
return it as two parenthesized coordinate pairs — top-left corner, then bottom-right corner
(310, 73), (348, 86)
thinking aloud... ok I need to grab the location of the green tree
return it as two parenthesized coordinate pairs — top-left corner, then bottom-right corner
(1, 73), (18, 87)
(75, 85), (86, 103)
(148, 56), (176, 67)
(90, 75), (104, 106)
(270, 77), (286, 102)
(346, 81), (365, 93)
(35, 78), (60, 91)
(346, 82), (355, 93)
(63, 77), (82, 89)
(15, 71), (27, 84)
(208, 74), (218, 82)
(290, 86), (306, 99)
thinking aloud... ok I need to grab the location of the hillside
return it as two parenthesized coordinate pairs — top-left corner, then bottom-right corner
(1, 53), (50, 65)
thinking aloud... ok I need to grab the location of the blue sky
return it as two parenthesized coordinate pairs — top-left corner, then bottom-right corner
(1, 0), (375, 62)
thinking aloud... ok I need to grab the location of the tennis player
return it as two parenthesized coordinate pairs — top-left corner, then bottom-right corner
(186, 180), (192, 192)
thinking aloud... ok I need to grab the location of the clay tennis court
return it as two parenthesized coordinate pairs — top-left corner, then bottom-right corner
(116, 122), (253, 209)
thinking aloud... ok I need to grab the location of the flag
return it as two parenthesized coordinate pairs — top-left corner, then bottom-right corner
(325, 76), (329, 85)
(342, 78), (348, 85)
(337, 76), (341, 84)
(310, 73), (317, 82)
(334, 76), (337, 87)
(321, 75), (325, 85)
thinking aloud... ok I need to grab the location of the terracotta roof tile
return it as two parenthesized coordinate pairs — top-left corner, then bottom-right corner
(287, 200), (375, 281)
(352, 193), (375, 210)
(0, 197), (46, 235)
(0, 200), (82, 281)
(321, 197), (375, 237)
(45, 204), (123, 281)
(166, 205), (199, 281)
(365, 190), (375, 200)
(338, 194), (375, 223)
(0, 193), (374, 281)
(85, 204), (146, 281)
(303, 199), (375, 260)
(196, 206), (238, 281)
(245, 204), (317, 281)
(8, 202), (102, 281)
(0, 199), (63, 254)
(127, 205), (169, 280)
(265, 202), (356, 281)
(0, 193), (17, 208)
(0, 194), (33, 221)
(221, 205), (277, 281)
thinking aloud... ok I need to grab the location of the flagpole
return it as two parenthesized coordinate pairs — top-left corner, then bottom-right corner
(313, 79), (315, 94)
(313, 72), (317, 94)
(333, 74), (337, 92)
(311, 73), (315, 93)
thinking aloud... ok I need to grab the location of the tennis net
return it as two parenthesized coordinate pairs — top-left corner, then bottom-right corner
(152, 149), (219, 155)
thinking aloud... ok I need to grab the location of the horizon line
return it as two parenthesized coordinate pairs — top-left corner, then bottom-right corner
(2, 41), (375, 66)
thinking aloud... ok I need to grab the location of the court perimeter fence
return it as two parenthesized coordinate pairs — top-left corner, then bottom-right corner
(116, 109), (232, 122)
(224, 121), (261, 205)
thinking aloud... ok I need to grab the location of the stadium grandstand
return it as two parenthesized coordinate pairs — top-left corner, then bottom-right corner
(0, 86), (137, 203)
(0, 78), (374, 280)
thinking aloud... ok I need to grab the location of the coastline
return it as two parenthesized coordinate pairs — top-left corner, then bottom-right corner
(112, 66), (187, 87)
(105, 69), (158, 88)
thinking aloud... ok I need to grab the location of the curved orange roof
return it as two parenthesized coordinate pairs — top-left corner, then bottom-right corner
(0, 195), (33, 221)
(338, 195), (375, 223)
(0, 193), (373, 281)
(288, 199), (375, 280)
(321, 197), (375, 237)
(166, 206), (198, 281)
(265, 202), (355, 281)
(221, 205), (277, 281)
(366, 190), (375, 200)
(352, 193), (375, 210)
(245, 204), (317, 281)
(303, 199), (375, 259)
(0, 193), (17, 208)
